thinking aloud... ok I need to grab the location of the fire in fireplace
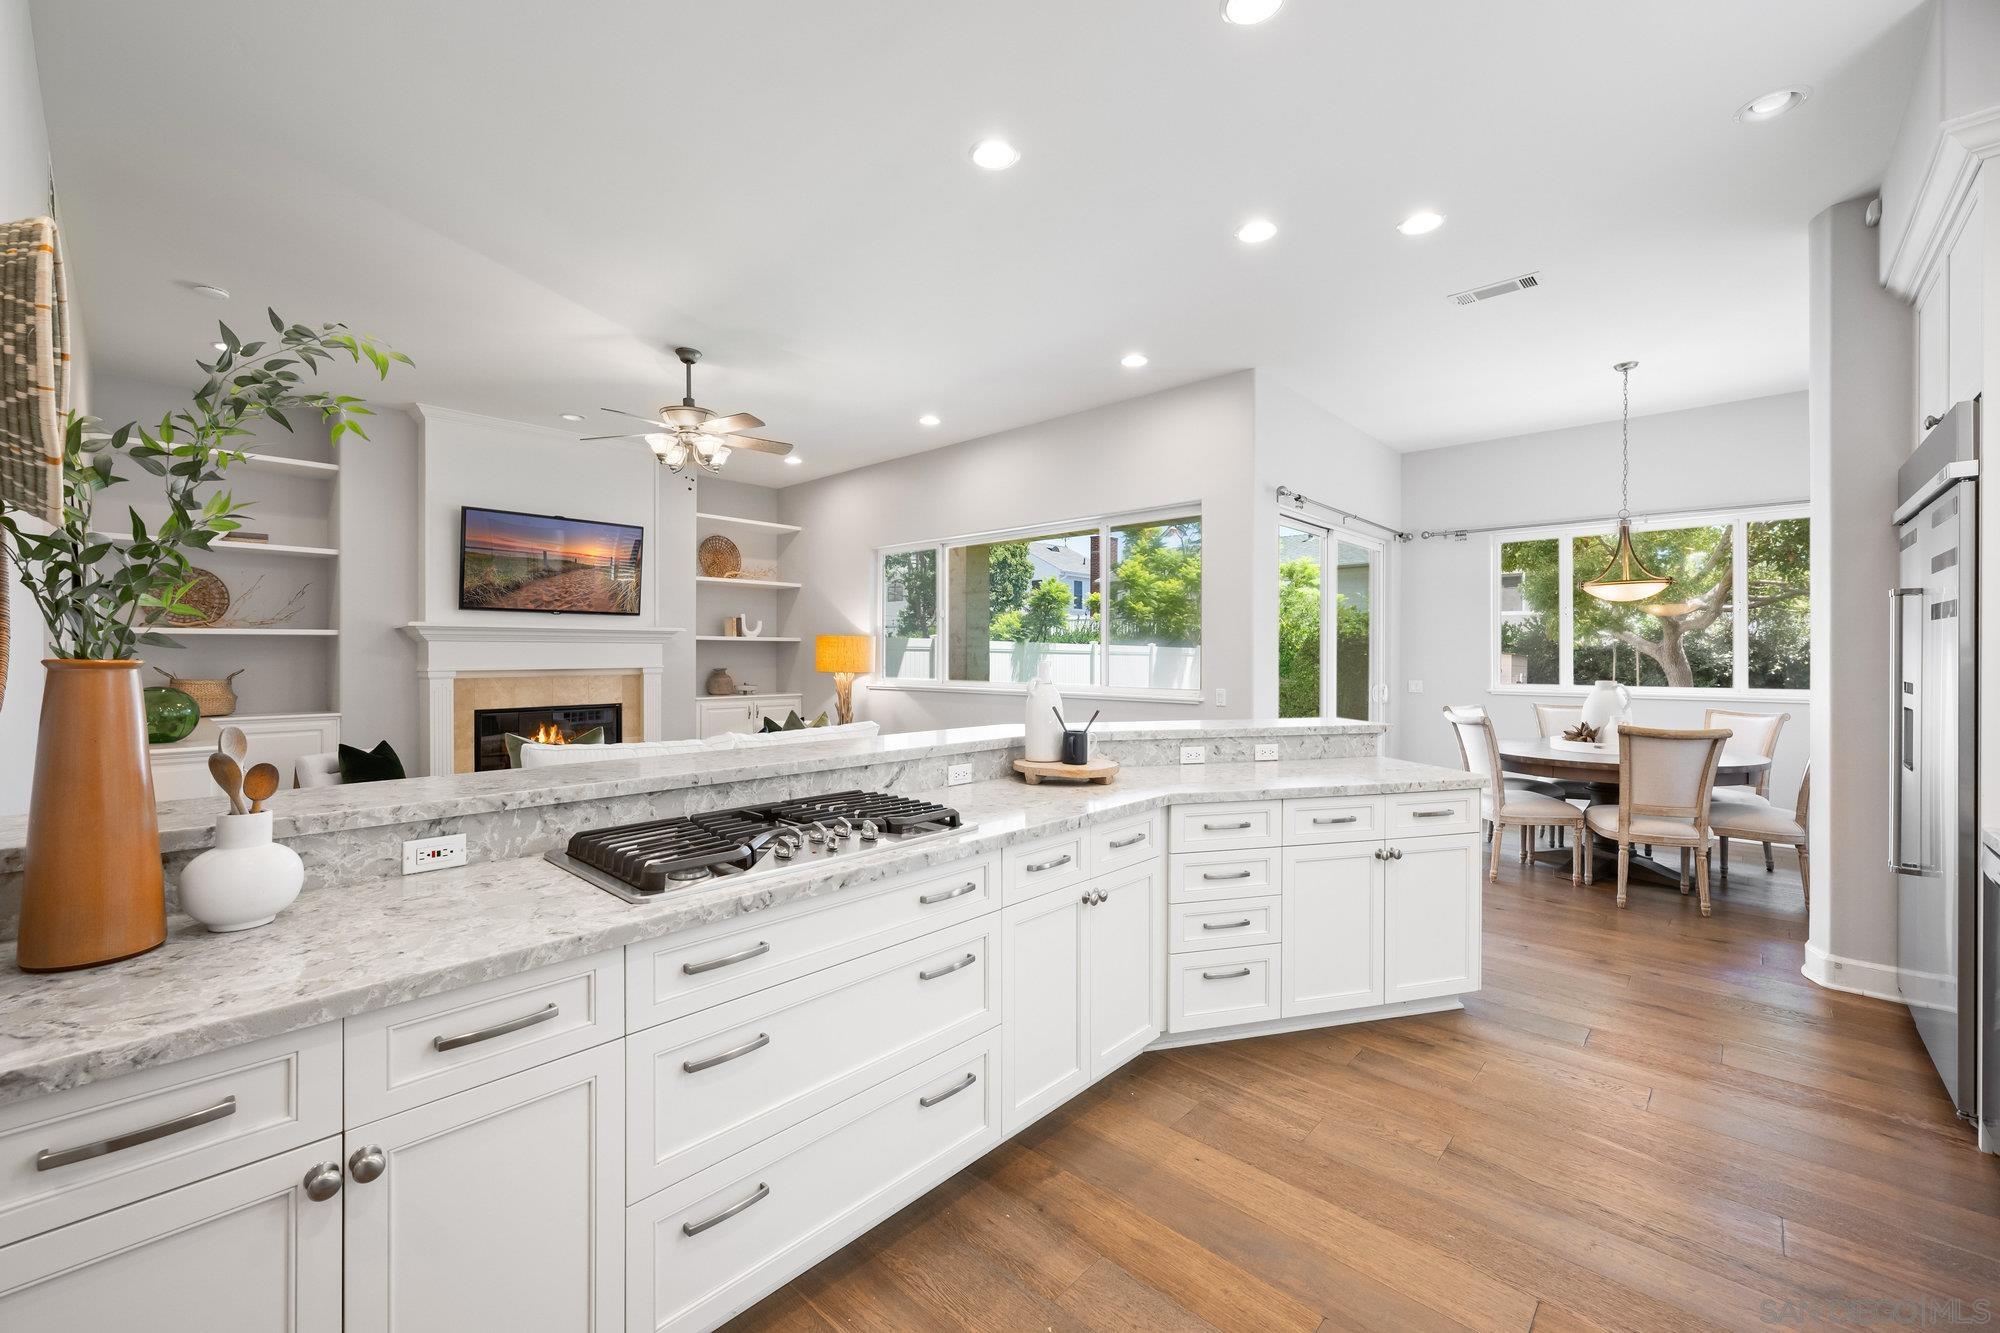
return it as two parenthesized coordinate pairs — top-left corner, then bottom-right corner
(471, 704), (623, 771)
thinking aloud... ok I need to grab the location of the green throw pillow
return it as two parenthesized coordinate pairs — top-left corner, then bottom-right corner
(338, 739), (407, 784)
(505, 726), (604, 768)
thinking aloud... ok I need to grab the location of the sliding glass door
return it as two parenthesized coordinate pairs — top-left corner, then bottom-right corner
(1277, 523), (1383, 721)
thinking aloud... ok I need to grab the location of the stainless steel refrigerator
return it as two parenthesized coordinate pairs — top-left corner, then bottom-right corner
(1892, 397), (1989, 1150)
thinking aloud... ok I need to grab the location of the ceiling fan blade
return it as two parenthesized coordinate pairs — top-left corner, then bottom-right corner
(601, 407), (676, 430)
(579, 432), (651, 442)
(701, 411), (765, 435)
(727, 435), (793, 456)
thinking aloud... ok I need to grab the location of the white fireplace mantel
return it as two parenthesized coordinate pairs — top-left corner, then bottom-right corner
(400, 621), (685, 775)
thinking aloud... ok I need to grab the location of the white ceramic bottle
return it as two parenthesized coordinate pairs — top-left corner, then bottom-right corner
(178, 811), (305, 933)
(1024, 661), (1065, 762)
(1579, 679), (1632, 742)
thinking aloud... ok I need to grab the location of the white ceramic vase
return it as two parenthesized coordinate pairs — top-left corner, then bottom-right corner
(1024, 663), (1065, 763)
(178, 811), (304, 933)
(1580, 679), (1632, 742)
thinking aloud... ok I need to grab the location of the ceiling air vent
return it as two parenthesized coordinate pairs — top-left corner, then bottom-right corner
(1449, 272), (1542, 306)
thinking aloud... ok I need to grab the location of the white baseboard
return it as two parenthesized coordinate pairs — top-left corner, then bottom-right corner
(1146, 995), (1464, 1051)
(1801, 942), (1905, 1002)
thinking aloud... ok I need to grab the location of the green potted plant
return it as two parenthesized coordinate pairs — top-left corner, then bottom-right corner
(0, 311), (407, 970)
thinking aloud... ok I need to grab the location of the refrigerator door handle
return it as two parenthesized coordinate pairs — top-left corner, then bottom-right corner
(1889, 586), (1929, 873)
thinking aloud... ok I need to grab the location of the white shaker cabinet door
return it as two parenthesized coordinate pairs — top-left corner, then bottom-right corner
(1384, 834), (1483, 1004)
(1281, 841), (1384, 1017)
(0, 1136), (343, 1333)
(1087, 863), (1164, 1079)
(344, 1042), (624, 1333)
(1000, 887), (1091, 1134)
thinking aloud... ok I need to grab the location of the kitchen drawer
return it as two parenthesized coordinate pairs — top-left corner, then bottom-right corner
(628, 1029), (1001, 1333)
(1169, 801), (1282, 853)
(1168, 896), (1281, 953)
(1168, 847), (1282, 903)
(1386, 790), (1481, 839)
(1167, 944), (1281, 1034)
(0, 1024), (341, 1247)
(344, 950), (623, 1124)
(626, 856), (997, 1031)
(1283, 796), (1382, 845)
(1089, 811), (1161, 877)
(626, 915), (1000, 1198)
(1002, 829), (1089, 904)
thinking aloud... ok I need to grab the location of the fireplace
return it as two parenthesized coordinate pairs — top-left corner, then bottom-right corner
(471, 703), (623, 772)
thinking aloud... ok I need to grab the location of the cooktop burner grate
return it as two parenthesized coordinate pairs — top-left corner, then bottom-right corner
(764, 790), (962, 835)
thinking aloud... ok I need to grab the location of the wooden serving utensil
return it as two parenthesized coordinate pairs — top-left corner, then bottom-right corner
(243, 763), (280, 814)
(217, 725), (249, 771)
(208, 751), (246, 816)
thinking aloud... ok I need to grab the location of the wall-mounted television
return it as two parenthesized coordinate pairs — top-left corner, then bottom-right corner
(458, 506), (644, 616)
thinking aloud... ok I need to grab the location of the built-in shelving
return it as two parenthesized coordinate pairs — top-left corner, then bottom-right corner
(694, 511), (800, 536)
(147, 626), (339, 637)
(695, 575), (802, 590)
(693, 635), (801, 643)
(227, 450), (340, 479)
(92, 530), (339, 558)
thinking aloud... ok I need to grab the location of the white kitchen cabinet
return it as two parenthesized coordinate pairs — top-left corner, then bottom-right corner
(344, 1042), (624, 1333)
(1000, 888), (1091, 1132)
(1383, 834), (1483, 1004)
(1085, 863), (1164, 1077)
(0, 1136), (343, 1331)
(696, 694), (803, 739)
(1947, 189), (1984, 408)
(1281, 841), (1384, 1017)
(1917, 267), (1951, 442)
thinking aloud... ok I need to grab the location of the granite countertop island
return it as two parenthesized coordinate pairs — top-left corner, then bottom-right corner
(0, 754), (1477, 1105)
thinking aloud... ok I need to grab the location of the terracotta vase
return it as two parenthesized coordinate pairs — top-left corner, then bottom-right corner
(16, 660), (167, 971)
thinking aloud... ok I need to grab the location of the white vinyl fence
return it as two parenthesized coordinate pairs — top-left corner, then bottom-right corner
(882, 639), (1198, 691)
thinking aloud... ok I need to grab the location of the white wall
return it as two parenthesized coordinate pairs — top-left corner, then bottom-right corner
(0, 0), (52, 816)
(775, 373), (1257, 730)
(1394, 391), (1812, 806)
(338, 407), (418, 759)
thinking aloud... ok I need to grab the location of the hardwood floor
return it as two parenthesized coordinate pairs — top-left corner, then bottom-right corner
(727, 845), (2000, 1332)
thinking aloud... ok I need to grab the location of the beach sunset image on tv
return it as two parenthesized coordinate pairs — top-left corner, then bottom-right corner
(459, 507), (643, 615)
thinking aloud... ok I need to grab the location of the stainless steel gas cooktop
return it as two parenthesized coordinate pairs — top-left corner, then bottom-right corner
(546, 790), (967, 905)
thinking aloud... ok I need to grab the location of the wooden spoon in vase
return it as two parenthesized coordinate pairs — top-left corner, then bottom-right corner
(208, 752), (246, 816)
(243, 763), (280, 814)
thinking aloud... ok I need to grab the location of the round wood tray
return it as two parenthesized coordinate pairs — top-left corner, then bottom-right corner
(1012, 756), (1120, 786)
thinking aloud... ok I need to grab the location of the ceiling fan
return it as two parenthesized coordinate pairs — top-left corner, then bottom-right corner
(583, 347), (792, 473)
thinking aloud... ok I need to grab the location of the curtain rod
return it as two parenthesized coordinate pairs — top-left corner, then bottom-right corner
(1274, 487), (1411, 541)
(1406, 497), (1810, 542)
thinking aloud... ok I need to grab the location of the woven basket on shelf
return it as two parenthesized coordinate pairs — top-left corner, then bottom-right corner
(161, 567), (230, 627)
(697, 534), (742, 578)
(152, 667), (244, 717)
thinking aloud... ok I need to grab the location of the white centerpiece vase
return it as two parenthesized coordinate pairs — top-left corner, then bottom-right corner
(1579, 679), (1632, 743)
(178, 811), (305, 933)
(1024, 662), (1065, 763)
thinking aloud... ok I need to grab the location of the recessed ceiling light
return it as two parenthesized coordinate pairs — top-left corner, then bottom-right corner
(1397, 210), (1445, 236)
(969, 139), (1020, 171)
(559, 413), (584, 422)
(1120, 352), (1149, 368)
(784, 456), (803, 466)
(918, 413), (942, 427)
(1235, 217), (1278, 244)
(1220, 0), (1283, 23)
(1736, 86), (1809, 122)
(211, 341), (228, 352)
(189, 283), (230, 301)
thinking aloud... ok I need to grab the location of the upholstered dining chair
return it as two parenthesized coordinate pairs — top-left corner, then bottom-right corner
(1703, 708), (1790, 869)
(1583, 725), (1729, 915)
(1532, 703), (1584, 738)
(1444, 706), (1583, 885)
(1710, 767), (1810, 908)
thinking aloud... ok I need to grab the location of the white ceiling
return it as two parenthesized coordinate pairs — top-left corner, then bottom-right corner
(30, 0), (1928, 483)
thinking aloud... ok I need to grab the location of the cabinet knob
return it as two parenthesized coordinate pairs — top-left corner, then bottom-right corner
(303, 1162), (343, 1202)
(348, 1145), (387, 1184)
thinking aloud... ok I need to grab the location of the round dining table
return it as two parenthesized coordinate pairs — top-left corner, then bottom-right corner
(1496, 736), (1772, 887)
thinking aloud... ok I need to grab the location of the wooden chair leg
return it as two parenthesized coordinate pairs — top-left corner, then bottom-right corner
(1695, 843), (1712, 916)
(1583, 827), (1595, 885)
(1520, 824), (1530, 864)
(1679, 847), (1690, 893)
(1570, 823), (1582, 885)
(1489, 821), (1504, 883)
(1798, 846), (1809, 910)
(1762, 841), (1775, 873)
(1615, 842), (1630, 908)
(1719, 835), (1730, 885)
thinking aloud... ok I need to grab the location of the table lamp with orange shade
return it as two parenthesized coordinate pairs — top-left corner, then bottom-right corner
(814, 634), (872, 725)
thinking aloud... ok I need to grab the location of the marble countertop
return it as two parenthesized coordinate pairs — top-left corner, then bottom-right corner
(0, 755), (1473, 1105)
(0, 718), (1384, 871)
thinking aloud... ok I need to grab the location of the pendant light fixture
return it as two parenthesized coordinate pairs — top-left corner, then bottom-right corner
(1581, 361), (1672, 604)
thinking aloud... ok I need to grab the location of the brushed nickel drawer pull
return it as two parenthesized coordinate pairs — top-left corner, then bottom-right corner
(1411, 808), (1456, 819)
(1202, 918), (1254, 931)
(682, 941), (771, 975)
(37, 1096), (238, 1172)
(1025, 854), (1073, 873)
(682, 1182), (770, 1236)
(682, 1032), (771, 1073)
(919, 1072), (978, 1108)
(1108, 831), (1147, 849)
(1202, 820), (1253, 831)
(433, 1002), (560, 1052)
(1201, 967), (1253, 981)
(919, 881), (979, 906)
(919, 952), (978, 982)
(1202, 869), (1253, 881)
(1313, 815), (1358, 825)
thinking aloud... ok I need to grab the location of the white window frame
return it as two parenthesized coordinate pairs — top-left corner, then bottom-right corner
(1278, 517), (1388, 721)
(1487, 503), (1810, 703)
(870, 504), (1205, 704)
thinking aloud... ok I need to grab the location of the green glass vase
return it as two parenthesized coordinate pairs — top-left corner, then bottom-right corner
(143, 686), (200, 745)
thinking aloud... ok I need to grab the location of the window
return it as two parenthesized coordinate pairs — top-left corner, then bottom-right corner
(1491, 509), (1808, 695)
(876, 508), (1201, 696)
(1276, 523), (1384, 720)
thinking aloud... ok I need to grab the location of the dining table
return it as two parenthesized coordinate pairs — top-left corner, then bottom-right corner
(1497, 736), (1773, 888)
